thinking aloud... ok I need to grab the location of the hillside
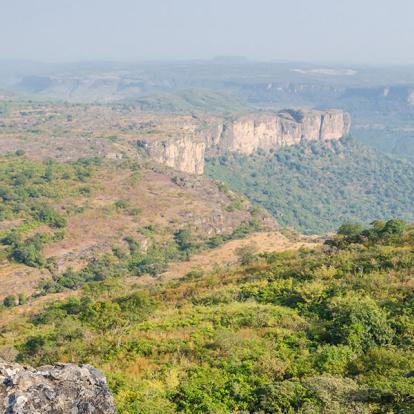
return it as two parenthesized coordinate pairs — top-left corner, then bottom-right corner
(0, 98), (349, 175)
(205, 138), (414, 234)
(124, 89), (252, 114)
(0, 153), (274, 302)
(1, 220), (413, 413)
(1, 97), (412, 237)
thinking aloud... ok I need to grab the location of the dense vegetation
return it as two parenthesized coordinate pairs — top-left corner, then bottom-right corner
(0, 154), (100, 266)
(0, 153), (97, 224)
(1, 219), (413, 413)
(354, 126), (414, 163)
(205, 138), (414, 234)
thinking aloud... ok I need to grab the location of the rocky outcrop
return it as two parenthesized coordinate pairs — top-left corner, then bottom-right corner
(0, 362), (116, 413)
(139, 108), (351, 174)
(216, 109), (350, 155)
(142, 135), (206, 175)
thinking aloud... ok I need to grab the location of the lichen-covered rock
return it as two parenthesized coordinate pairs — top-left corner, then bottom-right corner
(0, 362), (116, 413)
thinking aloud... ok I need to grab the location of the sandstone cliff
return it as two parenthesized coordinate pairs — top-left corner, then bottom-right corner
(139, 108), (351, 174)
(216, 109), (350, 155)
(143, 136), (206, 175)
(1, 102), (349, 176)
(0, 362), (116, 413)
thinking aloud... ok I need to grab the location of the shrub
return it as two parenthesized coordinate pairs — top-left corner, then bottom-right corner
(235, 243), (258, 266)
(114, 200), (129, 210)
(3, 295), (17, 307)
(32, 204), (67, 228)
(80, 300), (126, 333)
(313, 345), (355, 375)
(18, 293), (26, 305)
(327, 294), (394, 351)
(11, 233), (47, 267)
(255, 381), (318, 413)
(115, 291), (156, 321)
(173, 366), (249, 413)
(124, 236), (139, 253)
(174, 228), (196, 252)
(129, 207), (142, 216)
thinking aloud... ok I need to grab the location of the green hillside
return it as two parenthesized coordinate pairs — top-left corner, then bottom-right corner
(205, 138), (414, 234)
(125, 89), (251, 113)
(2, 220), (414, 413)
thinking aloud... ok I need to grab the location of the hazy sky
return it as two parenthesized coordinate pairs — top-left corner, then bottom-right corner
(1, 0), (414, 64)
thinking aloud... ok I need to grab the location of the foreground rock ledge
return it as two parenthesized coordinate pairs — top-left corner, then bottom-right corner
(0, 362), (116, 413)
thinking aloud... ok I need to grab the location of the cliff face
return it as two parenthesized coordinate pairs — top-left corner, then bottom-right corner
(210, 109), (350, 156)
(0, 362), (116, 413)
(143, 136), (206, 175)
(138, 109), (351, 174)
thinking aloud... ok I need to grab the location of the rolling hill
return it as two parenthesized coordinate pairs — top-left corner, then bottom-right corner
(123, 89), (252, 114)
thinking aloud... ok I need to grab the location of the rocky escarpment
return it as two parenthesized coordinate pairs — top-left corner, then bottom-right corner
(0, 362), (116, 413)
(1, 102), (349, 176)
(216, 109), (350, 155)
(140, 108), (351, 174)
(143, 135), (206, 175)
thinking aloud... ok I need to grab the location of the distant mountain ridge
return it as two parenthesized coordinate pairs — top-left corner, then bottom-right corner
(3, 59), (414, 161)
(122, 89), (252, 114)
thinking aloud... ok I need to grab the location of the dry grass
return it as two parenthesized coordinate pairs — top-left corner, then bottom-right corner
(0, 231), (318, 328)
(161, 231), (319, 281)
(0, 101), (217, 162)
(0, 160), (267, 299)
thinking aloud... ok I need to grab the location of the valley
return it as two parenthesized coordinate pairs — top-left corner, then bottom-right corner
(1, 96), (414, 303)
(1, 65), (414, 414)
(2, 1), (414, 412)
(206, 138), (414, 233)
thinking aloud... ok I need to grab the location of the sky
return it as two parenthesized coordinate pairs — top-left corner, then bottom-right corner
(1, 0), (414, 64)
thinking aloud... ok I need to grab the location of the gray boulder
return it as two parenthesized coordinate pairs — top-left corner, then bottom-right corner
(0, 362), (116, 413)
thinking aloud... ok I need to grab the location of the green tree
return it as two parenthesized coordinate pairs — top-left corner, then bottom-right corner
(3, 295), (17, 307)
(327, 294), (394, 351)
(18, 293), (26, 305)
(337, 223), (363, 237)
(235, 243), (258, 266)
(174, 228), (195, 252)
